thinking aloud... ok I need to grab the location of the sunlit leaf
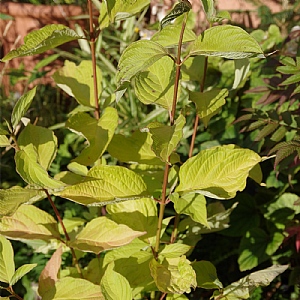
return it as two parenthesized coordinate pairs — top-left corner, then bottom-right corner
(106, 198), (157, 242)
(15, 144), (64, 189)
(238, 228), (285, 271)
(150, 256), (197, 294)
(172, 193), (208, 227)
(66, 107), (118, 166)
(11, 87), (36, 130)
(134, 56), (177, 110)
(10, 264), (37, 286)
(116, 40), (168, 85)
(0, 135), (10, 147)
(176, 145), (261, 199)
(148, 115), (185, 163)
(69, 216), (146, 254)
(57, 165), (148, 206)
(1, 24), (81, 62)
(160, 0), (191, 29)
(159, 244), (192, 259)
(190, 25), (264, 59)
(42, 277), (104, 300)
(181, 56), (205, 82)
(18, 123), (58, 170)
(0, 235), (15, 284)
(189, 89), (228, 127)
(99, 0), (150, 28)
(38, 246), (63, 298)
(100, 262), (132, 300)
(53, 60), (102, 108)
(0, 205), (61, 240)
(233, 58), (250, 89)
(0, 187), (45, 217)
(108, 131), (164, 165)
(213, 265), (288, 299)
(151, 24), (195, 47)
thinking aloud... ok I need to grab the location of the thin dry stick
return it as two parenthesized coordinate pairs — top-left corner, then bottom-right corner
(44, 189), (83, 278)
(88, 0), (100, 119)
(154, 12), (189, 256)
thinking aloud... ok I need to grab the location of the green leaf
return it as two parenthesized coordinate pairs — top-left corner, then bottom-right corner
(65, 107), (118, 166)
(15, 144), (64, 189)
(116, 40), (168, 85)
(38, 246), (63, 298)
(254, 122), (279, 141)
(100, 0), (150, 28)
(0, 186), (45, 217)
(53, 60), (102, 108)
(1, 24), (81, 62)
(160, 0), (192, 29)
(0, 204), (61, 240)
(100, 262), (132, 300)
(280, 72), (300, 85)
(18, 123), (58, 170)
(106, 198), (158, 243)
(181, 56), (206, 82)
(171, 193), (208, 227)
(42, 277), (104, 300)
(0, 235), (15, 284)
(69, 216), (146, 254)
(151, 24), (196, 47)
(192, 261), (223, 289)
(189, 89), (228, 127)
(213, 265), (288, 299)
(233, 58), (250, 89)
(264, 193), (300, 229)
(150, 256), (197, 294)
(148, 115), (185, 163)
(108, 131), (164, 165)
(159, 244), (192, 259)
(113, 251), (155, 296)
(238, 228), (285, 271)
(10, 264), (37, 286)
(0, 135), (10, 147)
(57, 165), (148, 206)
(176, 145), (261, 199)
(190, 25), (265, 59)
(134, 56), (177, 110)
(201, 0), (231, 23)
(11, 87), (36, 130)
(67, 162), (88, 176)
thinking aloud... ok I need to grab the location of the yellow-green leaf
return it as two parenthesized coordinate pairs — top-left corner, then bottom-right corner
(176, 145), (261, 199)
(69, 217), (146, 254)
(10, 264), (37, 286)
(190, 25), (264, 59)
(0, 205), (60, 240)
(42, 277), (104, 300)
(18, 123), (58, 170)
(1, 25), (81, 62)
(116, 40), (168, 85)
(0, 186), (45, 217)
(134, 56), (177, 110)
(53, 60), (102, 108)
(189, 89), (228, 127)
(148, 115), (185, 163)
(151, 24), (196, 47)
(65, 107), (118, 166)
(0, 235), (15, 284)
(100, 262), (132, 300)
(57, 165), (148, 206)
(11, 87), (36, 130)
